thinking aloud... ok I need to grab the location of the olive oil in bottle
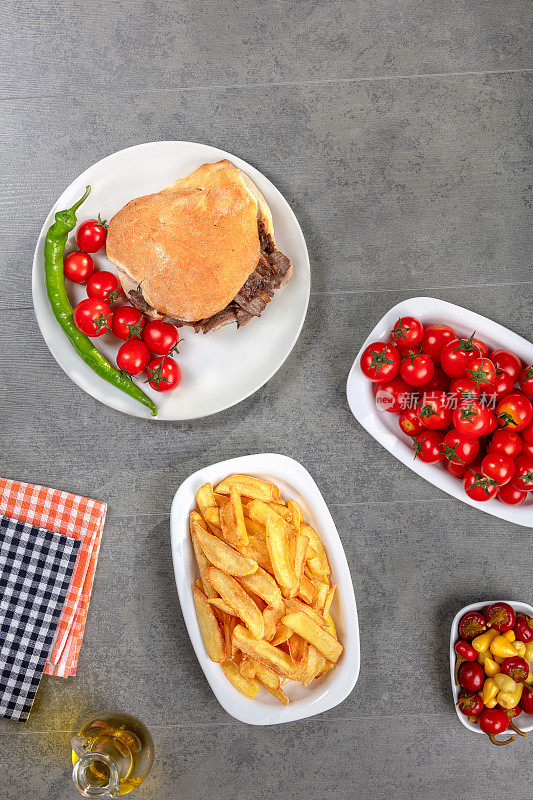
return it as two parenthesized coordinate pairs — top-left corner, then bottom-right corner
(71, 712), (154, 797)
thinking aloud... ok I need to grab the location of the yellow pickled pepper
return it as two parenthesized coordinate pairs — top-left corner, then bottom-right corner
(489, 635), (519, 659)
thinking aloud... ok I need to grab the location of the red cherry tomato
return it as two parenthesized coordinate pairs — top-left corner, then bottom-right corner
(440, 334), (483, 378)
(417, 390), (453, 430)
(472, 338), (489, 357)
(485, 411), (499, 435)
(142, 320), (180, 356)
(521, 419), (533, 444)
(398, 408), (425, 436)
(116, 339), (151, 376)
(145, 356), (181, 392)
(420, 365), (449, 392)
(480, 452), (515, 485)
(63, 251), (94, 283)
(510, 456), (533, 492)
(360, 341), (400, 382)
(420, 324), (456, 360)
(520, 440), (533, 458)
(72, 298), (111, 337)
(519, 366), (533, 398)
(449, 377), (479, 404)
(86, 271), (124, 304)
(442, 430), (479, 466)
(76, 217), (107, 253)
(399, 351), (435, 387)
(497, 482), (527, 505)
(463, 468), (500, 501)
(412, 430), (445, 463)
(446, 459), (469, 478)
(375, 376), (412, 413)
(458, 661), (484, 692)
(485, 602), (516, 632)
(465, 357), (496, 391)
(488, 429), (523, 459)
(496, 392), (533, 432)
(485, 368), (514, 403)
(490, 349), (522, 382)
(111, 306), (145, 341)
(452, 399), (491, 438)
(458, 611), (487, 639)
(390, 316), (424, 351)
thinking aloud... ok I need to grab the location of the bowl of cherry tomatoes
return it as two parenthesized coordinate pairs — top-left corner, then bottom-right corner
(346, 297), (533, 527)
(450, 600), (533, 744)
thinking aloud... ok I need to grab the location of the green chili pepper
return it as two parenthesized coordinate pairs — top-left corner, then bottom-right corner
(44, 185), (158, 416)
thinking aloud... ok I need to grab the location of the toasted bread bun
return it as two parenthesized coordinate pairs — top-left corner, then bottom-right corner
(106, 160), (274, 322)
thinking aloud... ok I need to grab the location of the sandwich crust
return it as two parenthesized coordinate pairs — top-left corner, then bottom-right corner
(106, 160), (269, 322)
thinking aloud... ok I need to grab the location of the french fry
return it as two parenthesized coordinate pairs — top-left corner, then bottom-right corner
(196, 483), (216, 516)
(246, 499), (283, 526)
(240, 536), (273, 574)
(312, 581), (329, 613)
(325, 612), (336, 638)
(284, 596), (329, 629)
(270, 623), (293, 647)
(268, 502), (291, 521)
(191, 525), (218, 599)
(232, 624), (298, 677)
(298, 574), (316, 605)
(220, 490), (248, 547)
(214, 492), (228, 507)
(244, 517), (267, 540)
(192, 585), (225, 663)
(205, 567), (264, 638)
(288, 499), (302, 533)
(239, 656), (257, 680)
(301, 523), (330, 578)
(190, 510), (208, 533)
(323, 585), (336, 617)
(215, 475), (280, 502)
(262, 603), (286, 641)
(282, 612), (343, 663)
(266, 516), (298, 590)
(298, 645), (326, 686)
(194, 524), (258, 576)
(221, 660), (261, 699)
(208, 598), (235, 615)
(288, 533), (309, 598)
(203, 506), (221, 530)
(288, 632), (309, 663)
(238, 567), (283, 608)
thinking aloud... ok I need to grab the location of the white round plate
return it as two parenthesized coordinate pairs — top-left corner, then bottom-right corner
(32, 141), (310, 420)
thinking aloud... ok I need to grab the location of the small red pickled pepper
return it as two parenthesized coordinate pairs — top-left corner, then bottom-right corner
(477, 708), (516, 747)
(501, 656), (531, 688)
(457, 692), (484, 717)
(514, 613), (533, 643)
(498, 705), (527, 738)
(485, 602), (516, 632)
(521, 686), (533, 715)
(454, 639), (478, 685)
(458, 611), (487, 640)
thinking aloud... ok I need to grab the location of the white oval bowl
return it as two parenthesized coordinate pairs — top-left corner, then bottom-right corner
(450, 600), (533, 736)
(346, 296), (533, 528)
(170, 453), (360, 725)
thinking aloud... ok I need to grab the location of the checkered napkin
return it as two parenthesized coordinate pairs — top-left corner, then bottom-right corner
(0, 516), (80, 721)
(0, 480), (107, 677)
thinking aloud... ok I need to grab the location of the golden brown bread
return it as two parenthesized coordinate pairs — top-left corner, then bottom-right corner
(106, 160), (276, 322)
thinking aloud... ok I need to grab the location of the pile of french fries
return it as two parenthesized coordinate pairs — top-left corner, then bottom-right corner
(190, 474), (343, 705)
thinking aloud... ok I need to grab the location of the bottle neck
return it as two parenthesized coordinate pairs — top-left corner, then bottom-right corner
(72, 751), (120, 798)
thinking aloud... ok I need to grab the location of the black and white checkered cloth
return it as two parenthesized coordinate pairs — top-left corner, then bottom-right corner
(0, 515), (80, 721)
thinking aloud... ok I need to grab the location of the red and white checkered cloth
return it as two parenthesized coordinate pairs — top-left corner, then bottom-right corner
(0, 479), (106, 677)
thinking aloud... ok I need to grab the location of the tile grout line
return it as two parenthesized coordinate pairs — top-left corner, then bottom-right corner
(1, 67), (532, 102)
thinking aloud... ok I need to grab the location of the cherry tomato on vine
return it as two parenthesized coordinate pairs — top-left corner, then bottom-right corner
(390, 316), (424, 351)
(465, 357), (496, 391)
(472, 338), (489, 357)
(449, 377), (479, 404)
(417, 390), (453, 430)
(86, 271), (124, 304)
(480, 452), (515, 485)
(445, 459), (469, 478)
(487, 429), (522, 459)
(142, 320), (180, 356)
(76, 216), (107, 253)
(420, 323), (456, 360)
(452, 400), (491, 438)
(63, 251), (94, 283)
(484, 368), (514, 404)
(398, 408), (425, 436)
(412, 430), (445, 463)
(496, 392), (533, 432)
(72, 298), (111, 337)
(519, 365), (533, 398)
(490, 349), (522, 382)
(360, 341), (400, 382)
(111, 306), (145, 341)
(145, 356), (181, 392)
(442, 430), (479, 466)
(510, 456), (533, 492)
(440, 333), (483, 378)
(399, 351), (434, 387)
(497, 482), (527, 506)
(375, 376), (411, 413)
(116, 338), (151, 376)
(463, 468), (500, 501)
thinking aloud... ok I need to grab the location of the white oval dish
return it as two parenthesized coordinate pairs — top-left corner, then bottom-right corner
(346, 296), (533, 528)
(32, 141), (310, 420)
(170, 453), (360, 725)
(450, 600), (533, 736)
